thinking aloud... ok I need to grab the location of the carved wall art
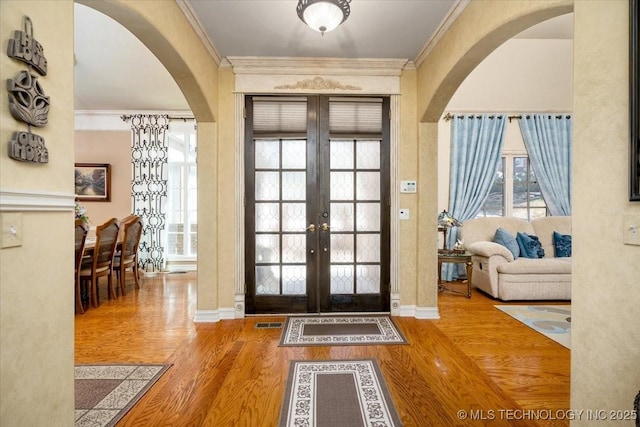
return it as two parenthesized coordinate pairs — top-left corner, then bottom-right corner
(7, 71), (49, 127)
(5, 16), (49, 164)
(7, 16), (47, 76)
(274, 76), (361, 91)
(8, 131), (48, 163)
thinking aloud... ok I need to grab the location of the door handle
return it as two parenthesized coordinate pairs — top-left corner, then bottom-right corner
(306, 224), (316, 233)
(321, 222), (330, 231)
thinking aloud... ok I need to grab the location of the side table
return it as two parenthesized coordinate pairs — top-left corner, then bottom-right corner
(437, 251), (473, 298)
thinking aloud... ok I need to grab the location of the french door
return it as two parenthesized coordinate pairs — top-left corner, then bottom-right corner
(245, 95), (390, 314)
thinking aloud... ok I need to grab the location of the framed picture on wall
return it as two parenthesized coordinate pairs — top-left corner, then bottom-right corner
(75, 163), (111, 202)
(631, 0), (640, 201)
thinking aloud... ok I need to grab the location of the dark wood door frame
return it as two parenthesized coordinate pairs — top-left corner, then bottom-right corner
(245, 95), (391, 314)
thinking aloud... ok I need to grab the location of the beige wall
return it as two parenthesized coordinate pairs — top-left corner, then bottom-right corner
(398, 69), (420, 309)
(0, 1), (75, 425)
(572, 0), (640, 423)
(195, 120), (218, 312)
(75, 131), (132, 228)
(216, 67), (238, 310)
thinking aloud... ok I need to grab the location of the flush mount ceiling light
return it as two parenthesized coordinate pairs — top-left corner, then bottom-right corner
(297, 0), (351, 36)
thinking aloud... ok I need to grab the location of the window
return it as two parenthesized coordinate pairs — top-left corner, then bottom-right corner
(512, 156), (547, 220)
(476, 157), (504, 217)
(166, 122), (197, 259)
(477, 155), (548, 220)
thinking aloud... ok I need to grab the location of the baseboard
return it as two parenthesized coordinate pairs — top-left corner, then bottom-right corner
(193, 310), (220, 323)
(399, 305), (440, 319)
(165, 264), (197, 273)
(219, 308), (236, 320)
(193, 307), (236, 323)
(415, 306), (440, 319)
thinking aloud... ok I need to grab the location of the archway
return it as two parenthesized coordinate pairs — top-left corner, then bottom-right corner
(412, 0), (573, 312)
(418, 0), (573, 123)
(76, 0), (221, 313)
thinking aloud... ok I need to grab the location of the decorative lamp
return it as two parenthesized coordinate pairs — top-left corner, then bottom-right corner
(437, 210), (462, 252)
(297, 0), (351, 35)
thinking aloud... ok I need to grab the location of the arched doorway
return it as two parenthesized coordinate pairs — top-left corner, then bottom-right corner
(75, 0), (221, 316)
(412, 0), (573, 311)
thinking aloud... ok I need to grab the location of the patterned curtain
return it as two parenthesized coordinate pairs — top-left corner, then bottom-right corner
(444, 114), (507, 280)
(128, 114), (169, 272)
(518, 114), (572, 216)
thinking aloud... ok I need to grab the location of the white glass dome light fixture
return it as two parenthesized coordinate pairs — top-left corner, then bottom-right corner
(297, 0), (352, 36)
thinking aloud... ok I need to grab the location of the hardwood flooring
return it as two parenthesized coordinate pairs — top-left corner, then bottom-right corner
(75, 274), (570, 426)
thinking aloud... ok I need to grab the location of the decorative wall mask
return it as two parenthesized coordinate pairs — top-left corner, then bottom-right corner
(7, 70), (50, 127)
(7, 16), (47, 76)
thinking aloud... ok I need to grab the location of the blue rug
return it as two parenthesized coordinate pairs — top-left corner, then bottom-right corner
(495, 305), (571, 349)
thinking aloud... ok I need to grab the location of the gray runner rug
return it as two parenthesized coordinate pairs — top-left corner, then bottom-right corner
(278, 359), (403, 427)
(75, 364), (170, 427)
(279, 316), (408, 346)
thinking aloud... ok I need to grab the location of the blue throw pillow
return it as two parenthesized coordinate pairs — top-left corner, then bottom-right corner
(553, 231), (572, 257)
(493, 228), (519, 259)
(516, 232), (545, 259)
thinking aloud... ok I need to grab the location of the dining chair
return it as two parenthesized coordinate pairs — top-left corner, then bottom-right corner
(120, 213), (138, 224)
(79, 217), (120, 308)
(74, 219), (89, 314)
(114, 215), (143, 296)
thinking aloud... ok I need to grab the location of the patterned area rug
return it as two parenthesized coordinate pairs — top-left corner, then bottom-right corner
(75, 364), (171, 427)
(495, 305), (571, 349)
(278, 359), (403, 427)
(279, 316), (407, 346)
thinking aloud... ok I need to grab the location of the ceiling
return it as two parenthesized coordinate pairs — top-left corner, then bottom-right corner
(73, 1), (573, 113)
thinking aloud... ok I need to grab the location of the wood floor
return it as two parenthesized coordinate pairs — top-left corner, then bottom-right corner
(75, 273), (570, 427)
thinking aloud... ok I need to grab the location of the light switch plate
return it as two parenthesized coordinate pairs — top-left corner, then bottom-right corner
(399, 209), (410, 220)
(623, 214), (640, 246)
(1, 213), (22, 248)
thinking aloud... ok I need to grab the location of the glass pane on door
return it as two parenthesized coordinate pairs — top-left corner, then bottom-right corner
(254, 138), (307, 296)
(329, 139), (382, 295)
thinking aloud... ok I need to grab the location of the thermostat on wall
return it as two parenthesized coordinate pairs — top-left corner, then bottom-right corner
(400, 180), (417, 193)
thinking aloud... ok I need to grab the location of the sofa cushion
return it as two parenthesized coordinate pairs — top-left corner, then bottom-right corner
(553, 231), (572, 257)
(531, 216), (571, 258)
(516, 232), (545, 258)
(497, 258), (571, 274)
(493, 228), (519, 259)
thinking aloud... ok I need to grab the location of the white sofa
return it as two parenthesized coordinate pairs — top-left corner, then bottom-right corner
(459, 216), (571, 301)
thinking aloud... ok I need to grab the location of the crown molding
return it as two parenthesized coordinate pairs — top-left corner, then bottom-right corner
(227, 56), (410, 76)
(175, 0), (223, 66)
(403, 61), (417, 71)
(414, 0), (470, 67)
